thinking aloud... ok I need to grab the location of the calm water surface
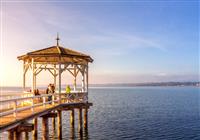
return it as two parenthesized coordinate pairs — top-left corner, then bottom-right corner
(1, 87), (200, 140)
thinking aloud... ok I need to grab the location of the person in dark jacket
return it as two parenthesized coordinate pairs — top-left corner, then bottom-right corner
(46, 84), (55, 101)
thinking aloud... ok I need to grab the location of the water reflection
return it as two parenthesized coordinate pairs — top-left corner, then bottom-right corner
(84, 127), (89, 140)
(68, 125), (89, 140)
(69, 124), (75, 140)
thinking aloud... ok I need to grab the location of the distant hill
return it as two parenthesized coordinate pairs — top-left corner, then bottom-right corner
(1, 82), (199, 89)
(90, 82), (200, 87)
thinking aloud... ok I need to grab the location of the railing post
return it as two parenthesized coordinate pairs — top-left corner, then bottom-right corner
(83, 92), (86, 102)
(86, 92), (88, 102)
(7, 96), (11, 109)
(13, 100), (17, 119)
(52, 94), (55, 105)
(43, 96), (46, 108)
(59, 94), (61, 104)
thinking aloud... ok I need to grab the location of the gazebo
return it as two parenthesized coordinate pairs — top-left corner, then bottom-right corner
(17, 36), (93, 97)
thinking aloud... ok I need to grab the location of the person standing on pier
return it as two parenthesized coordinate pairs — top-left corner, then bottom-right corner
(66, 85), (71, 94)
(46, 84), (55, 101)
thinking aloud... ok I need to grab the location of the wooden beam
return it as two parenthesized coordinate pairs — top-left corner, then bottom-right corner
(83, 108), (88, 130)
(17, 123), (34, 132)
(47, 69), (54, 77)
(8, 131), (14, 140)
(57, 110), (62, 139)
(35, 69), (43, 76)
(32, 118), (38, 140)
(34, 64), (43, 74)
(39, 67), (54, 70)
(8, 122), (33, 140)
(24, 132), (29, 140)
(78, 108), (83, 133)
(76, 65), (82, 73)
(70, 109), (75, 127)
(60, 102), (93, 110)
(70, 122), (75, 140)
(76, 68), (80, 76)
(24, 63), (29, 74)
(15, 131), (22, 140)
(41, 113), (57, 118)
(66, 68), (75, 76)
(24, 67), (29, 74)
(0, 102), (92, 133)
(61, 64), (70, 73)
(42, 117), (49, 140)
(52, 117), (56, 131)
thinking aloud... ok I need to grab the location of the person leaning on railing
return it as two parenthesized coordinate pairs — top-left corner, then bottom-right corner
(46, 84), (55, 101)
(33, 89), (42, 103)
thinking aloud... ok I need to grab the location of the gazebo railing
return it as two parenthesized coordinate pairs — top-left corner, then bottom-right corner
(0, 92), (87, 119)
(59, 92), (88, 103)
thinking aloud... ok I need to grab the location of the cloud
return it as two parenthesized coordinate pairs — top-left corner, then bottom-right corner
(2, 2), (197, 86)
(64, 33), (167, 58)
(3, 2), (166, 55)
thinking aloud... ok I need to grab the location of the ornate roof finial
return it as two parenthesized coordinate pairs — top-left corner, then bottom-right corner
(56, 33), (60, 46)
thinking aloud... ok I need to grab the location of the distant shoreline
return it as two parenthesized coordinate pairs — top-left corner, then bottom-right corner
(91, 82), (200, 87)
(1, 82), (199, 88)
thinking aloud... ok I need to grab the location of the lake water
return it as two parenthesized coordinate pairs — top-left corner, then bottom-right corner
(0, 86), (200, 140)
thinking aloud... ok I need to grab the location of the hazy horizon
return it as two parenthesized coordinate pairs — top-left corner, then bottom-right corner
(0, 1), (199, 86)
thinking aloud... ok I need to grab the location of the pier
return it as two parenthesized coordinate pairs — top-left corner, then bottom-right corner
(0, 35), (93, 140)
(0, 93), (92, 140)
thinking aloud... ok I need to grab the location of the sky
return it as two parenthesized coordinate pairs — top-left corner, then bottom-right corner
(0, 0), (199, 86)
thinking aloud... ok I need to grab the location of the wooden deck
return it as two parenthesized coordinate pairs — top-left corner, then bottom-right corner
(0, 93), (92, 133)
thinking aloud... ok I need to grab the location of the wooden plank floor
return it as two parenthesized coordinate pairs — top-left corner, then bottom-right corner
(0, 103), (59, 132)
(0, 102), (92, 132)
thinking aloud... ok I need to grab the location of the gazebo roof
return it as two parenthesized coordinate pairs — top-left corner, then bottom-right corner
(17, 46), (93, 64)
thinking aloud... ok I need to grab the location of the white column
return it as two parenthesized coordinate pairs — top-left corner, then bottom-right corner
(86, 65), (89, 102)
(34, 64), (36, 90)
(58, 63), (61, 93)
(73, 66), (77, 91)
(54, 64), (56, 89)
(81, 66), (85, 92)
(31, 58), (34, 92)
(23, 61), (26, 91)
(58, 62), (61, 103)
(86, 65), (89, 92)
(34, 74), (36, 90)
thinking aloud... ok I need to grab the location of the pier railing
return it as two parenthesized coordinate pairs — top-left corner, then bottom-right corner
(0, 92), (87, 119)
